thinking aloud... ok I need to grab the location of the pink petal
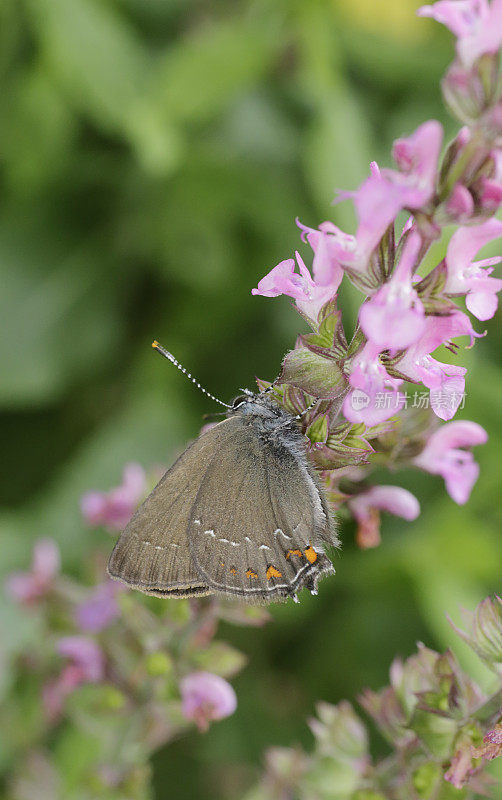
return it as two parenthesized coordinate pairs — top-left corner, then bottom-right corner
(5, 572), (39, 604)
(180, 671), (237, 728)
(447, 218), (502, 280)
(57, 636), (105, 683)
(466, 289), (499, 319)
(457, 0), (502, 66)
(417, 1), (488, 40)
(343, 389), (404, 427)
(251, 259), (300, 299)
(350, 485), (420, 521)
(446, 183), (474, 219)
(76, 582), (121, 633)
(446, 460), (480, 504)
(479, 177), (502, 210)
(391, 120), (443, 206)
(423, 420), (488, 450)
(81, 491), (108, 526)
(32, 538), (60, 582)
(121, 463), (147, 499)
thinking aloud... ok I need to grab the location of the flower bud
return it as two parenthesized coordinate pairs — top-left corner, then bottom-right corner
(450, 596), (502, 672)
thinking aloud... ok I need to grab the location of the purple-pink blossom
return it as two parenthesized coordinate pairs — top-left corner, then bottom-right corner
(444, 218), (502, 320)
(359, 231), (426, 349)
(180, 671), (237, 732)
(75, 580), (122, 633)
(343, 342), (404, 427)
(413, 420), (488, 503)
(81, 463), (147, 531)
(445, 182), (475, 221)
(43, 636), (105, 721)
(251, 249), (342, 322)
(418, 0), (502, 68)
(348, 485), (420, 548)
(383, 120), (443, 209)
(5, 538), (60, 605)
(393, 311), (479, 420)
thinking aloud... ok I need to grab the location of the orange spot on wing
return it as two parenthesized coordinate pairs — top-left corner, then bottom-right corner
(286, 549), (303, 559)
(304, 546), (318, 564)
(246, 569), (258, 579)
(230, 567), (237, 575)
(220, 561), (225, 567)
(266, 565), (282, 580)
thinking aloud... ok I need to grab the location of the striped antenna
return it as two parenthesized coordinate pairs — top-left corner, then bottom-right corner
(152, 341), (231, 409)
(295, 398), (318, 420)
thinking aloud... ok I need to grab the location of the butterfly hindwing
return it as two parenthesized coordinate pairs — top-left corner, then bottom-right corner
(187, 414), (337, 602)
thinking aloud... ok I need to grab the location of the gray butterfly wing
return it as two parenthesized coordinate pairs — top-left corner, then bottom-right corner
(107, 417), (245, 598)
(187, 417), (338, 603)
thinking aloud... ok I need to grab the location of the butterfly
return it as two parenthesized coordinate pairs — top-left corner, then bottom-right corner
(107, 343), (338, 604)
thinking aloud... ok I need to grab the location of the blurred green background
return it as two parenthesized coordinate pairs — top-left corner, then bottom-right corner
(1, 0), (502, 797)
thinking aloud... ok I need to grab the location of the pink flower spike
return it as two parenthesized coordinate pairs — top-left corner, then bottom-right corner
(445, 218), (502, 321)
(252, 251), (339, 321)
(81, 463), (147, 531)
(180, 671), (237, 732)
(418, 0), (502, 68)
(343, 342), (404, 426)
(413, 420), (487, 503)
(359, 231), (426, 349)
(5, 538), (60, 605)
(75, 580), (122, 633)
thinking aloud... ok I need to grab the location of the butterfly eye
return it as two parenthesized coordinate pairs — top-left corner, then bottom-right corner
(231, 395), (250, 409)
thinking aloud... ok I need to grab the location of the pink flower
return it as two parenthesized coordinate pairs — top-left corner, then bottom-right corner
(418, 0), (502, 68)
(75, 580), (122, 633)
(252, 251), (340, 321)
(57, 636), (105, 682)
(383, 120), (443, 209)
(81, 463), (147, 531)
(43, 636), (105, 721)
(5, 538), (60, 605)
(343, 342), (404, 427)
(413, 420), (488, 503)
(180, 671), (237, 731)
(299, 176), (409, 276)
(359, 231), (426, 349)
(445, 182), (475, 221)
(393, 311), (478, 420)
(348, 486), (420, 548)
(445, 218), (502, 320)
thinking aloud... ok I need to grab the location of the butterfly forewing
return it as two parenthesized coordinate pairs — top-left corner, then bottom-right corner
(107, 417), (244, 598)
(188, 415), (337, 601)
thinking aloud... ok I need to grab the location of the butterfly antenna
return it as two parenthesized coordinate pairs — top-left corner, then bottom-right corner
(152, 341), (231, 409)
(294, 398), (318, 420)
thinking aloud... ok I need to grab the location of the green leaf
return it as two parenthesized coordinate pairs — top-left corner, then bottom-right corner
(190, 642), (246, 678)
(156, 17), (279, 125)
(409, 708), (458, 759)
(306, 415), (329, 445)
